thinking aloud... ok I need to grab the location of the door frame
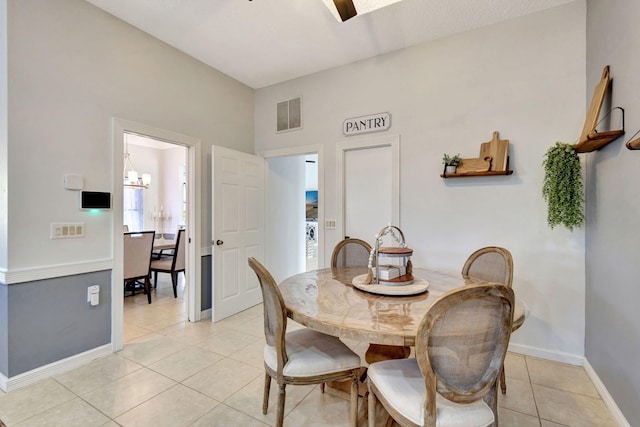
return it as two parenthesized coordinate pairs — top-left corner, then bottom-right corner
(112, 118), (202, 351)
(336, 134), (400, 240)
(260, 145), (325, 268)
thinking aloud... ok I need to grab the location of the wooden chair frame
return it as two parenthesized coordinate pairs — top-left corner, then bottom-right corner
(331, 237), (373, 268)
(248, 257), (359, 427)
(462, 246), (514, 394)
(461, 246), (513, 287)
(368, 283), (514, 427)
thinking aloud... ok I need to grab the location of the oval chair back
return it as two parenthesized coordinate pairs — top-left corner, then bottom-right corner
(462, 246), (513, 287)
(331, 238), (372, 268)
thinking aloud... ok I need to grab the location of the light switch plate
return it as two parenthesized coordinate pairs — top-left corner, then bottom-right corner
(51, 223), (85, 239)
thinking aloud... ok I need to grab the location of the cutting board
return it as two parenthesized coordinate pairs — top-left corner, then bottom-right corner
(456, 156), (492, 174)
(479, 131), (509, 172)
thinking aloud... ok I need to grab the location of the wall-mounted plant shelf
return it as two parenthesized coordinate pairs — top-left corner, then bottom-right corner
(573, 66), (624, 154)
(441, 157), (513, 178)
(441, 132), (514, 178)
(441, 170), (514, 178)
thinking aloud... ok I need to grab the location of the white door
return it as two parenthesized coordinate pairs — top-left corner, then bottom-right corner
(337, 135), (400, 247)
(212, 146), (264, 321)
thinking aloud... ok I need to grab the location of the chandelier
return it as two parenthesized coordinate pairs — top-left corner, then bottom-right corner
(123, 140), (151, 189)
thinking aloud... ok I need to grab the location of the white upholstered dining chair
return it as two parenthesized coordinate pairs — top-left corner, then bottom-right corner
(123, 231), (155, 304)
(247, 257), (361, 427)
(367, 283), (514, 427)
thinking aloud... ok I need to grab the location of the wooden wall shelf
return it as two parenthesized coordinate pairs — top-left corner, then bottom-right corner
(441, 170), (513, 178)
(572, 66), (624, 153)
(441, 155), (513, 178)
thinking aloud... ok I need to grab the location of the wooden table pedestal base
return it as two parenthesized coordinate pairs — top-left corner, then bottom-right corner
(325, 343), (412, 398)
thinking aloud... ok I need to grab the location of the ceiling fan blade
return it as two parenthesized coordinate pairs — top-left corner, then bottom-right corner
(333, 0), (357, 22)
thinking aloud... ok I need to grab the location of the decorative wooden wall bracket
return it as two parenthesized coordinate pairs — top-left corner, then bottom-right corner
(625, 129), (640, 150)
(573, 66), (625, 153)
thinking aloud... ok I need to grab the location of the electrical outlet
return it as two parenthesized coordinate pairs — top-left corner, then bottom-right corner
(51, 223), (85, 239)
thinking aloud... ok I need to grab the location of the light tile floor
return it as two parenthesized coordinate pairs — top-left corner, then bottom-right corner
(0, 276), (618, 426)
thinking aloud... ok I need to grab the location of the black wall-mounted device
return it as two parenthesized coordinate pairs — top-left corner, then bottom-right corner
(80, 191), (112, 210)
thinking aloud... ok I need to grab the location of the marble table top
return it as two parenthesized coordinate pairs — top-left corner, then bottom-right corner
(279, 266), (525, 346)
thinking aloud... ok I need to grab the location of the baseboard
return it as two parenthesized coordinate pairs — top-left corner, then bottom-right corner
(583, 358), (630, 427)
(0, 344), (112, 392)
(508, 342), (585, 366)
(200, 308), (212, 319)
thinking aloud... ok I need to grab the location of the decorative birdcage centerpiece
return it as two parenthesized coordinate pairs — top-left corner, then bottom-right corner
(364, 225), (414, 286)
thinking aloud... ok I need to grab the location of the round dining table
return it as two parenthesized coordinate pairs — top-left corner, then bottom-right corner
(279, 266), (526, 362)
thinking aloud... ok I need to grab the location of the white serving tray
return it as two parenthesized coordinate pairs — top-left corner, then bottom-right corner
(352, 274), (429, 296)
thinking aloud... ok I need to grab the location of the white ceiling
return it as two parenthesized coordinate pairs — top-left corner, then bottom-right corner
(85, 0), (574, 89)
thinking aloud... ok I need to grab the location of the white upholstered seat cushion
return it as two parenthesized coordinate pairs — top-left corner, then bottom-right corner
(264, 329), (360, 377)
(368, 358), (494, 427)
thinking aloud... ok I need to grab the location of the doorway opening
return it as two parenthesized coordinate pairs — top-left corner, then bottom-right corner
(122, 133), (188, 335)
(262, 145), (323, 284)
(305, 154), (319, 271)
(112, 118), (202, 352)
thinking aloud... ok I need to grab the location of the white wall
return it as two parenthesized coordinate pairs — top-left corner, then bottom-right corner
(586, 1), (640, 424)
(160, 146), (187, 233)
(256, 1), (587, 360)
(0, 0), (7, 269)
(124, 143), (186, 233)
(265, 155), (306, 283)
(6, 0), (253, 271)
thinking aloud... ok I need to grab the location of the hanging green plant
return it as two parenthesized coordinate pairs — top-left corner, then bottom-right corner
(542, 142), (585, 231)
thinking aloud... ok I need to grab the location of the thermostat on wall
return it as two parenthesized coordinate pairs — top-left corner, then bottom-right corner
(80, 191), (111, 210)
(64, 173), (83, 190)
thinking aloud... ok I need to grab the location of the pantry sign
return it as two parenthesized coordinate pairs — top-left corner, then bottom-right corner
(343, 112), (391, 136)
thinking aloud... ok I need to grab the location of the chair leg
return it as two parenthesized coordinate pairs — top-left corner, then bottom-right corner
(171, 271), (178, 298)
(145, 275), (152, 304)
(276, 383), (286, 427)
(350, 372), (358, 427)
(368, 383), (376, 427)
(153, 271), (158, 289)
(500, 365), (507, 394)
(262, 373), (271, 415)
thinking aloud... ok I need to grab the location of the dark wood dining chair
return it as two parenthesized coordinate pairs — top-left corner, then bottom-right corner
(123, 231), (155, 304)
(461, 246), (518, 394)
(331, 237), (373, 268)
(367, 283), (514, 427)
(150, 228), (185, 298)
(247, 257), (361, 427)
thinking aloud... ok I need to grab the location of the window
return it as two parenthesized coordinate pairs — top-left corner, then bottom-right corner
(123, 188), (144, 231)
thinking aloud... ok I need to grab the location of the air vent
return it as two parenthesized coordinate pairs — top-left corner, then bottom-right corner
(276, 97), (302, 132)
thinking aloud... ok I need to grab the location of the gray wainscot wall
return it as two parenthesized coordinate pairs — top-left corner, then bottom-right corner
(1, 271), (111, 377)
